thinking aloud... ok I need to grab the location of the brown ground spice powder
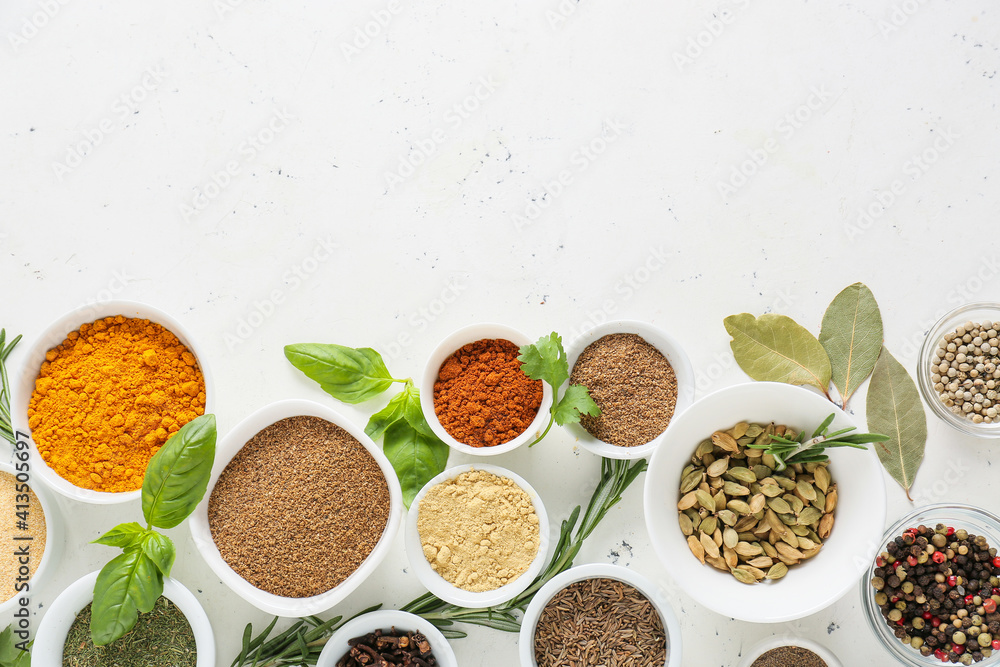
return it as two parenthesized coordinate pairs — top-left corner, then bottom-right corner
(749, 646), (827, 667)
(207, 416), (390, 598)
(433, 338), (542, 447)
(569, 333), (677, 447)
(0, 471), (46, 603)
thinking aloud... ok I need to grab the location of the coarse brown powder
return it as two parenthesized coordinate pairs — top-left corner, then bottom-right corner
(749, 646), (827, 667)
(534, 577), (667, 667)
(207, 416), (390, 598)
(569, 333), (677, 447)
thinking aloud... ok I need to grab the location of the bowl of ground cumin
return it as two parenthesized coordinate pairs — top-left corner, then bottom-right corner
(736, 636), (841, 667)
(565, 320), (694, 460)
(420, 324), (552, 456)
(189, 399), (402, 616)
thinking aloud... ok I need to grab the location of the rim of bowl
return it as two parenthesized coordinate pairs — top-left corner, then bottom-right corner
(735, 635), (842, 667)
(188, 398), (403, 616)
(564, 320), (696, 460)
(32, 571), (215, 667)
(643, 381), (887, 623)
(861, 503), (1000, 666)
(13, 300), (215, 504)
(517, 563), (682, 667)
(316, 609), (458, 667)
(419, 323), (553, 456)
(0, 460), (63, 616)
(404, 463), (550, 608)
(917, 303), (1000, 438)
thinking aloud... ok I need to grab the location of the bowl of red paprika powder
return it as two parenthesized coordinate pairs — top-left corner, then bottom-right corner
(420, 324), (552, 456)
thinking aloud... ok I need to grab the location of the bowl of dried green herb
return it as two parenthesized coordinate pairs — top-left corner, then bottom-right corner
(32, 571), (214, 667)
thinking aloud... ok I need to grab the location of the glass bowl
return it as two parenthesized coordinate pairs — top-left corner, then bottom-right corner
(918, 303), (1000, 438)
(861, 503), (1000, 666)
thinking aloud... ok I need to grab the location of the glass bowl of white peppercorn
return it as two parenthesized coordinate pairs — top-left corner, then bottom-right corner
(918, 303), (1000, 438)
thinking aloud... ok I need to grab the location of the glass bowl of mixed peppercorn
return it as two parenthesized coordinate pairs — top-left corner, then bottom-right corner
(863, 504), (1000, 665)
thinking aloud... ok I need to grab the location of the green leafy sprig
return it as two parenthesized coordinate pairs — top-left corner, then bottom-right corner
(90, 414), (216, 645)
(0, 329), (22, 446)
(284, 343), (448, 508)
(0, 626), (29, 667)
(748, 413), (889, 471)
(517, 332), (600, 446)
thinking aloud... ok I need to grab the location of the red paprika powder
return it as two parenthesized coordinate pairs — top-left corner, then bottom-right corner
(433, 338), (543, 447)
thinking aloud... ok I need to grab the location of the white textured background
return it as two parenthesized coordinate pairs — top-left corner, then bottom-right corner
(2, 0), (999, 664)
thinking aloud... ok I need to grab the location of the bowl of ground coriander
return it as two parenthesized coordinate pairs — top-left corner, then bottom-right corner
(405, 463), (549, 608)
(420, 324), (553, 456)
(189, 399), (402, 616)
(566, 320), (694, 460)
(15, 301), (213, 504)
(918, 303), (1000, 438)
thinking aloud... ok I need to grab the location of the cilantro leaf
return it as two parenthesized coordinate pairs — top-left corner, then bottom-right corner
(518, 332), (568, 389)
(553, 384), (600, 426)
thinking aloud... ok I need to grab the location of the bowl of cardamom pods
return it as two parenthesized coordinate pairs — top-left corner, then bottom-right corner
(644, 381), (887, 623)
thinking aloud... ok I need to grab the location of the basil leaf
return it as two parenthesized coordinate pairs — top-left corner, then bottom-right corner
(91, 550), (163, 646)
(724, 313), (832, 394)
(383, 420), (449, 508)
(819, 283), (884, 404)
(142, 414), (217, 530)
(284, 344), (395, 404)
(92, 522), (146, 550)
(140, 531), (176, 577)
(866, 347), (926, 500)
(518, 332), (569, 390)
(401, 384), (436, 437)
(365, 391), (408, 441)
(553, 384), (600, 426)
(0, 625), (30, 667)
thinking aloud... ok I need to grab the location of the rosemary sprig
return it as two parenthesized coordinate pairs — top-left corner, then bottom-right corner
(747, 412), (889, 471)
(230, 458), (647, 665)
(0, 330), (22, 446)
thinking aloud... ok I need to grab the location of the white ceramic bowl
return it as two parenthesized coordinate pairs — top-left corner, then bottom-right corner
(189, 398), (403, 616)
(565, 320), (695, 460)
(518, 563), (682, 667)
(644, 382), (887, 623)
(420, 324), (553, 456)
(32, 571), (215, 666)
(0, 460), (63, 616)
(13, 300), (215, 504)
(405, 463), (550, 608)
(316, 609), (458, 667)
(736, 635), (842, 667)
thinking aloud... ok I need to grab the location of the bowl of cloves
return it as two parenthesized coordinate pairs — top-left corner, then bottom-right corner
(316, 609), (457, 667)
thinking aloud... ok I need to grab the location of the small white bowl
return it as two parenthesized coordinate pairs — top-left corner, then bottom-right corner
(32, 571), (215, 667)
(13, 300), (215, 504)
(565, 320), (695, 460)
(405, 463), (549, 608)
(644, 382), (887, 623)
(0, 460), (63, 616)
(518, 563), (682, 667)
(736, 635), (842, 667)
(420, 324), (553, 456)
(316, 609), (458, 667)
(189, 398), (403, 616)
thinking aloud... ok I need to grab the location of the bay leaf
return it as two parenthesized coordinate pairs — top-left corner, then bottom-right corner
(866, 347), (926, 500)
(723, 313), (832, 394)
(818, 282), (884, 404)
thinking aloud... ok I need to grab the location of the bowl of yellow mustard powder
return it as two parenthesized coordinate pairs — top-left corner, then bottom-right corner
(15, 301), (213, 504)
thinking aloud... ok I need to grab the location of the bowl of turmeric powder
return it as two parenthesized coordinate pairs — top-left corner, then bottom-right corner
(14, 301), (213, 504)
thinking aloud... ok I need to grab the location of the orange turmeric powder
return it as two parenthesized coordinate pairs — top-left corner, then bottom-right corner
(27, 315), (206, 493)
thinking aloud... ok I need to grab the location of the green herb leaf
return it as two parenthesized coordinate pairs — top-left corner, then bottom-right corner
(724, 313), (832, 395)
(91, 550), (163, 646)
(365, 391), (408, 441)
(518, 332), (568, 389)
(142, 414), (217, 530)
(383, 420), (449, 508)
(92, 522), (146, 550)
(552, 384), (600, 426)
(401, 384), (436, 437)
(0, 625), (30, 667)
(140, 531), (176, 578)
(866, 347), (927, 500)
(819, 283), (884, 405)
(284, 344), (396, 404)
